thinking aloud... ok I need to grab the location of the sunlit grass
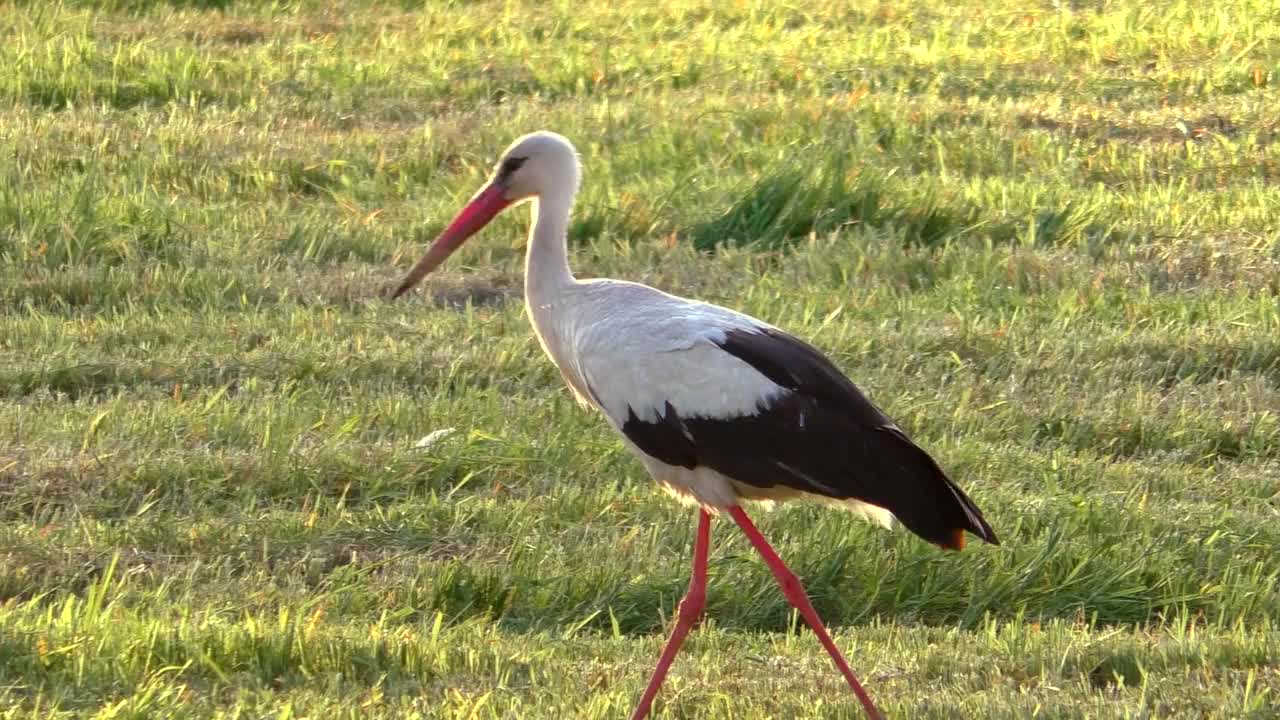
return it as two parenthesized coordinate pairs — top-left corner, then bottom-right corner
(1, 1), (1278, 718)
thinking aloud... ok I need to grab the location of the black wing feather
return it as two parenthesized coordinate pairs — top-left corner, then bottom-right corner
(623, 402), (697, 469)
(621, 327), (999, 549)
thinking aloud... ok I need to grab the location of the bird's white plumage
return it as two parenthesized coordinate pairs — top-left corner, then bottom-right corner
(526, 278), (807, 508)
(450, 132), (898, 519)
(534, 279), (787, 424)
(493, 132), (829, 509)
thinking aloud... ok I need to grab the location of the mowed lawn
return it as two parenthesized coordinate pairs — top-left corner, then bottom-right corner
(2, 1), (1279, 717)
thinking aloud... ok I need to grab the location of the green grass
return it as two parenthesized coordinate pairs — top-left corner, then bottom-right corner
(2, 0), (1279, 717)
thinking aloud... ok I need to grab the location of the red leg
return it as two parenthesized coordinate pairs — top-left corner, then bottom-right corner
(630, 508), (712, 720)
(727, 506), (885, 720)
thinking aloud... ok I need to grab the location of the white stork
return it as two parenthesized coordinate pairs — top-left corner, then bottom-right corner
(389, 131), (999, 720)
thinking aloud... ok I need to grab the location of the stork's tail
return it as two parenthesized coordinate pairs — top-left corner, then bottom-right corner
(860, 427), (1000, 551)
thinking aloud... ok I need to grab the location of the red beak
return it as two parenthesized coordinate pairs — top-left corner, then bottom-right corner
(388, 183), (513, 299)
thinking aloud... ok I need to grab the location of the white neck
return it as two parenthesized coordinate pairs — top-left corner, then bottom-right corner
(524, 186), (576, 300)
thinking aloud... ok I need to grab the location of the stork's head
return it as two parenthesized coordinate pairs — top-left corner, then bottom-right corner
(388, 131), (580, 299)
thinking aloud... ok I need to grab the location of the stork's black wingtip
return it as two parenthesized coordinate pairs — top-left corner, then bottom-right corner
(978, 521), (1001, 547)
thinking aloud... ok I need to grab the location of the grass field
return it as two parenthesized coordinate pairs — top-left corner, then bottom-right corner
(2, 1), (1279, 717)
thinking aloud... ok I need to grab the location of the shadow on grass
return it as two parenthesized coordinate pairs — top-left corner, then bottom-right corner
(689, 156), (1119, 252)
(690, 161), (959, 250)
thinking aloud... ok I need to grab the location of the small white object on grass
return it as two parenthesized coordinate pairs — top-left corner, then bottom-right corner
(414, 427), (458, 449)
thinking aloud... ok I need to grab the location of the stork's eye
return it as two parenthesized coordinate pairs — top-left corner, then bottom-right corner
(498, 156), (527, 181)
